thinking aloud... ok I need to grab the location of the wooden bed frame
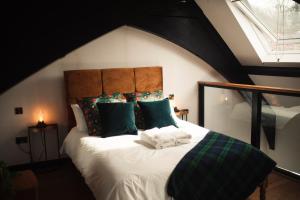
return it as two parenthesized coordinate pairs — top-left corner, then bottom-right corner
(64, 66), (163, 129)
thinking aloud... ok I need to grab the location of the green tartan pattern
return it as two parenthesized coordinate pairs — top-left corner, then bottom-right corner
(167, 131), (276, 200)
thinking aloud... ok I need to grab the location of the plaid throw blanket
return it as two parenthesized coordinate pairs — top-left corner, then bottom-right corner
(167, 131), (276, 200)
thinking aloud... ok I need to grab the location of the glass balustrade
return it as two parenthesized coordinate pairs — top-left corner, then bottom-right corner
(199, 81), (300, 176)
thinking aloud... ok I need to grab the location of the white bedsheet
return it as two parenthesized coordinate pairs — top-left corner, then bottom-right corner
(61, 119), (209, 200)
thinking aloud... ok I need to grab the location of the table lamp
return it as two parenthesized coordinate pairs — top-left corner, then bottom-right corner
(37, 110), (47, 128)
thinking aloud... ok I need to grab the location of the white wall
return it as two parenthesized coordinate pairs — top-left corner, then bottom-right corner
(0, 26), (226, 166)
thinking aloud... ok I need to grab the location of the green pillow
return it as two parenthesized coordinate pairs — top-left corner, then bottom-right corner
(138, 98), (177, 129)
(97, 102), (137, 137)
(78, 92), (126, 136)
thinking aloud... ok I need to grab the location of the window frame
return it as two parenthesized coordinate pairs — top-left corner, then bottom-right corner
(227, 0), (300, 63)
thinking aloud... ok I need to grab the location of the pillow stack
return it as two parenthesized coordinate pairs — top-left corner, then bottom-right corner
(71, 90), (178, 138)
(124, 90), (164, 129)
(70, 104), (88, 132)
(77, 93), (126, 136)
(138, 98), (177, 129)
(97, 102), (137, 137)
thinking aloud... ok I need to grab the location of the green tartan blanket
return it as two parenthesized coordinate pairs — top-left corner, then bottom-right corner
(167, 131), (276, 200)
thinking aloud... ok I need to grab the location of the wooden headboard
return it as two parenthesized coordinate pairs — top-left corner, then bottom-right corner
(64, 66), (163, 129)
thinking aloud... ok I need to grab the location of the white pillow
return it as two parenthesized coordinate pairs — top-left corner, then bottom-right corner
(71, 104), (88, 132)
(170, 102), (178, 120)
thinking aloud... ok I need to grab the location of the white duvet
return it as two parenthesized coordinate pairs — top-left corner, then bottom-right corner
(61, 120), (209, 200)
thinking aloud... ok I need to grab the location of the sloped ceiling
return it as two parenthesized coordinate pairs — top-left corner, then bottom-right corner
(196, 0), (300, 67)
(2, 0), (254, 94)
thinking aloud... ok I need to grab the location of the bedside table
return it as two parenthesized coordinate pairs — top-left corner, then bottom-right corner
(175, 109), (189, 121)
(27, 123), (60, 163)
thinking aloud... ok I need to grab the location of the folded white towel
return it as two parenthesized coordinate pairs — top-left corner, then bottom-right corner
(173, 130), (192, 140)
(175, 138), (191, 146)
(142, 127), (160, 139)
(140, 126), (192, 149)
(159, 125), (178, 132)
(159, 126), (192, 139)
(155, 140), (176, 149)
(140, 127), (161, 144)
(140, 131), (176, 149)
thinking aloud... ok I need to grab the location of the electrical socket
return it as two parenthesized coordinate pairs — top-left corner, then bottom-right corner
(16, 136), (28, 144)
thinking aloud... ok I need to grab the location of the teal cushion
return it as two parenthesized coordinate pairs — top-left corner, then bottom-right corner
(78, 93), (126, 136)
(124, 90), (164, 130)
(138, 98), (177, 129)
(97, 102), (137, 137)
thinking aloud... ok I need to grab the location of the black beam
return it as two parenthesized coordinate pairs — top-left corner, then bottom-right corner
(198, 84), (205, 126)
(245, 66), (300, 77)
(2, 0), (254, 95)
(251, 92), (262, 148)
(292, 0), (300, 4)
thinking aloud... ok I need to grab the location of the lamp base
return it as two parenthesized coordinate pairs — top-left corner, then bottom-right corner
(37, 121), (47, 128)
(174, 106), (179, 112)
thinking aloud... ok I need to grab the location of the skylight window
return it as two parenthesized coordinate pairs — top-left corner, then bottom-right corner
(229, 0), (300, 63)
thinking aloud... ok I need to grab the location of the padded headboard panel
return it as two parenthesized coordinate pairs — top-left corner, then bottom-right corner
(102, 68), (135, 94)
(64, 69), (102, 104)
(135, 67), (163, 92)
(64, 66), (163, 129)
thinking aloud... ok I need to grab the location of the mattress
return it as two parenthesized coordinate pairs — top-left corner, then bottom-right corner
(61, 119), (209, 200)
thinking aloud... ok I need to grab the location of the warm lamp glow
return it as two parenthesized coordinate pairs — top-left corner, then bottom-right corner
(33, 107), (53, 126)
(224, 96), (229, 103)
(220, 90), (230, 105)
(37, 110), (47, 127)
(221, 95), (229, 104)
(38, 110), (44, 123)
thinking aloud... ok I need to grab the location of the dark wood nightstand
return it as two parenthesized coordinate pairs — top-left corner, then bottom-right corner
(175, 109), (189, 121)
(27, 123), (60, 163)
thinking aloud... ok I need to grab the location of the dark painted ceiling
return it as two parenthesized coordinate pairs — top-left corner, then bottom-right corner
(2, 0), (254, 94)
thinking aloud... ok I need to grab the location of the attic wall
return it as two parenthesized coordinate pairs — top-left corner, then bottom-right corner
(0, 26), (227, 165)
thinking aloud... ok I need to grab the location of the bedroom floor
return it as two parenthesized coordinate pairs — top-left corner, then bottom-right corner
(33, 159), (299, 200)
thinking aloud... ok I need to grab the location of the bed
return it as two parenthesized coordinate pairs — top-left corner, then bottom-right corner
(62, 67), (275, 200)
(62, 118), (208, 200)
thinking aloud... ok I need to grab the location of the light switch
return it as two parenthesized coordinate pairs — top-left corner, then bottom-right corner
(15, 107), (23, 115)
